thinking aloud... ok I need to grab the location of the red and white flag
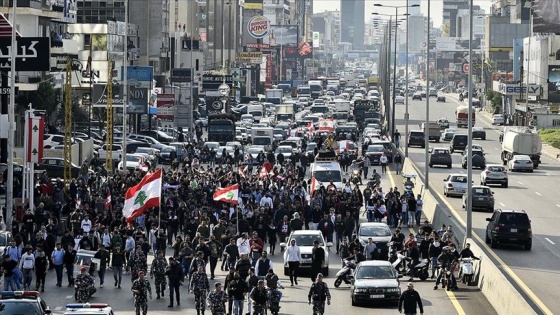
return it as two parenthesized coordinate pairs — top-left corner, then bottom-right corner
(310, 176), (318, 194)
(307, 121), (315, 133)
(123, 169), (163, 223)
(318, 118), (335, 132)
(259, 161), (273, 179)
(213, 184), (239, 205)
(105, 193), (111, 210)
(238, 165), (248, 178)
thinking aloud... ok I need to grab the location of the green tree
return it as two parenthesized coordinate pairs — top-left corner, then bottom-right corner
(57, 96), (88, 124)
(32, 82), (57, 119)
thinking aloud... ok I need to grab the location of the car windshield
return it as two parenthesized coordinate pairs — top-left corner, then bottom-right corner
(276, 147), (292, 153)
(312, 170), (342, 183)
(247, 148), (262, 154)
(473, 127), (484, 132)
(472, 151), (484, 156)
(253, 138), (271, 145)
(450, 176), (467, 183)
(498, 213), (530, 225)
(135, 148), (151, 154)
(488, 166), (505, 172)
(360, 226), (391, 237)
(367, 146), (384, 153)
(290, 234), (325, 247)
(162, 147), (174, 153)
(0, 301), (43, 314)
(0, 233), (10, 246)
(355, 265), (397, 279)
(472, 187), (491, 195)
(433, 149), (449, 155)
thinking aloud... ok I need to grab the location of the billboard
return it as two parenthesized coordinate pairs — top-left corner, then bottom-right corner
(548, 65), (560, 104)
(0, 37), (50, 71)
(285, 42), (313, 59)
(243, 0), (263, 10)
(157, 94), (175, 119)
(532, 0), (560, 33)
(436, 37), (481, 52)
(235, 52), (262, 64)
(121, 66), (153, 88)
(128, 87), (148, 114)
(247, 15), (270, 39)
(263, 25), (298, 47)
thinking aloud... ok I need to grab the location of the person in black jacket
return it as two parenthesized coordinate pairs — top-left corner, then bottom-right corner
(165, 257), (184, 308)
(64, 244), (77, 286)
(310, 240), (325, 281)
(398, 282), (424, 315)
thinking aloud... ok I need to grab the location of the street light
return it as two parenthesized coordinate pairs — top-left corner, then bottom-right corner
(373, 3), (420, 148)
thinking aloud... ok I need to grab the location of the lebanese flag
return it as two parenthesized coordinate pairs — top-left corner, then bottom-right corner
(105, 193), (111, 210)
(213, 184), (239, 205)
(310, 176), (318, 194)
(318, 119), (335, 132)
(123, 169), (163, 223)
(259, 161), (273, 179)
(238, 165), (248, 178)
(307, 121), (315, 132)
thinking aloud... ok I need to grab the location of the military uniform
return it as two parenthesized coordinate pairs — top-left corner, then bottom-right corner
(308, 282), (331, 315)
(129, 253), (148, 283)
(190, 271), (210, 313)
(75, 273), (96, 302)
(131, 277), (152, 315)
(150, 256), (168, 299)
(207, 289), (228, 315)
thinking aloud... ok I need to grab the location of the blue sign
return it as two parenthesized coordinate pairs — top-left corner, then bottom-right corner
(121, 66), (154, 82)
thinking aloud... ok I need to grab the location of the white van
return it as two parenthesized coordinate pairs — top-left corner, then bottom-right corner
(310, 152), (343, 191)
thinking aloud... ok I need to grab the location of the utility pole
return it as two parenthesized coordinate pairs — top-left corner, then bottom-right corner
(7, 0), (18, 224)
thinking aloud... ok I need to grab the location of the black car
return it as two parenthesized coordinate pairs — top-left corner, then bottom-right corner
(366, 145), (385, 165)
(462, 150), (486, 169)
(450, 134), (468, 153)
(350, 261), (402, 306)
(139, 130), (174, 144)
(436, 94), (446, 102)
(462, 185), (494, 212)
(429, 148), (452, 168)
(485, 209), (532, 250)
(408, 130), (425, 148)
(472, 127), (486, 140)
(0, 291), (52, 314)
(159, 145), (177, 164)
(37, 158), (82, 178)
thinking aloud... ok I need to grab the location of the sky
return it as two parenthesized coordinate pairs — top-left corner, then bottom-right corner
(313, 0), (493, 28)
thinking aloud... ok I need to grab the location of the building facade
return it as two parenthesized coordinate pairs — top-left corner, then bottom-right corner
(442, 0), (469, 37)
(340, 0), (364, 50)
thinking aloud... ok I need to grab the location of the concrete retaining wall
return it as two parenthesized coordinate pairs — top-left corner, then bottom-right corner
(399, 155), (536, 315)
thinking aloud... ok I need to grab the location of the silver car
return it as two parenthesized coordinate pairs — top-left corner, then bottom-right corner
(443, 173), (469, 197)
(480, 164), (508, 187)
(508, 155), (534, 172)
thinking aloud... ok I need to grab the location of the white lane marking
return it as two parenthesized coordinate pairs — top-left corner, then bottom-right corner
(556, 204), (560, 208)
(66, 295), (73, 299)
(535, 192), (542, 196)
(545, 238), (555, 245)
(499, 202), (506, 207)
(517, 181), (524, 185)
(546, 173), (551, 176)
(55, 307), (62, 311)
(459, 170), (464, 174)
(494, 147), (499, 150)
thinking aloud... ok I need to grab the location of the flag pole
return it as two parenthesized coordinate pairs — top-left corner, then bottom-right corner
(158, 168), (163, 228)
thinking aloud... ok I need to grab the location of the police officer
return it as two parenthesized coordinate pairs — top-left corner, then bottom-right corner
(166, 257), (184, 308)
(189, 265), (210, 314)
(308, 273), (331, 315)
(207, 282), (228, 315)
(150, 250), (168, 299)
(131, 271), (152, 315)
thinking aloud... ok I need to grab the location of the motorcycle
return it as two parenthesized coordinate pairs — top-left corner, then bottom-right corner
(440, 265), (455, 291)
(388, 242), (406, 273)
(334, 259), (356, 287)
(267, 288), (281, 315)
(350, 169), (362, 185)
(402, 174), (416, 197)
(367, 176), (380, 190)
(252, 304), (266, 315)
(405, 258), (430, 281)
(459, 257), (479, 285)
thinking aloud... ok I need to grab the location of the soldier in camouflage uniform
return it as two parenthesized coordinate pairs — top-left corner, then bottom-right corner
(150, 250), (168, 299)
(130, 247), (148, 283)
(131, 271), (152, 315)
(207, 282), (228, 315)
(75, 266), (96, 303)
(307, 273), (331, 315)
(190, 265), (210, 315)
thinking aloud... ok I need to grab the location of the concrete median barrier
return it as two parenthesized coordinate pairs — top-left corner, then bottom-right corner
(399, 155), (536, 315)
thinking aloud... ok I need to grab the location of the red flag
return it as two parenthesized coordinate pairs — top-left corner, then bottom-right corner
(213, 184), (239, 205)
(310, 176), (318, 194)
(260, 161), (273, 179)
(238, 165), (248, 178)
(105, 193), (111, 210)
(307, 121), (315, 133)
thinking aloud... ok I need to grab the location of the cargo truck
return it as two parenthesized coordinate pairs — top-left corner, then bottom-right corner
(501, 127), (542, 168)
(265, 88), (283, 104)
(275, 104), (295, 122)
(421, 122), (441, 142)
(208, 113), (236, 145)
(455, 105), (476, 127)
(250, 126), (274, 151)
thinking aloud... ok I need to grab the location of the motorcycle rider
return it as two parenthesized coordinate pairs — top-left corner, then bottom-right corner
(459, 243), (479, 259)
(428, 235), (443, 279)
(406, 242), (420, 281)
(346, 247), (366, 264)
(349, 159), (363, 185)
(370, 169), (381, 187)
(75, 266), (96, 302)
(442, 226), (459, 248)
(434, 247), (458, 290)
(265, 268), (284, 303)
(250, 280), (268, 315)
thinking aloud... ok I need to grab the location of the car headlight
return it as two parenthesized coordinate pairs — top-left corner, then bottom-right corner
(354, 288), (368, 293)
(386, 288), (400, 293)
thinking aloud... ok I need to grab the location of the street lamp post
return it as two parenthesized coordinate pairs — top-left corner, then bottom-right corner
(405, 1), (410, 157)
(466, 0), (474, 239)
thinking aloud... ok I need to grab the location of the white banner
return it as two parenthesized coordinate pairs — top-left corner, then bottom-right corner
(312, 32), (320, 48)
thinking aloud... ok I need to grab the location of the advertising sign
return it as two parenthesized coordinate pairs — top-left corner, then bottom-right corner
(129, 87), (148, 114)
(312, 32), (320, 48)
(548, 65), (560, 104)
(244, 0), (263, 10)
(498, 83), (541, 96)
(27, 114), (44, 164)
(436, 37), (481, 52)
(235, 52), (262, 64)
(92, 84), (123, 107)
(202, 75), (233, 91)
(246, 43), (270, 49)
(284, 42), (313, 59)
(533, 0), (560, 33)
(121, 66), (153, 88)
(247, 16), (270, 39)
(157, 94), (175, 119)
(170, 68), (192, 82)
(263, 25), (298, 47)
(266, 54), (272, 84)
(0, 37), (50, 71)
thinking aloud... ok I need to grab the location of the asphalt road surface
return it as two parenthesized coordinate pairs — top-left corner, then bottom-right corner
(394, 91), (560, 314)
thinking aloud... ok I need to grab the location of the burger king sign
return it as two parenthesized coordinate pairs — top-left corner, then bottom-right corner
(247, 15), (270, 39)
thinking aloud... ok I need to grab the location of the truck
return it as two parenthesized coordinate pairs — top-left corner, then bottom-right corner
(275, 104), (295, 122)
(501, 127), (542, 168)
(421, 122), (441, 142)
(265, 88), (283, 105)
(208, 113), (236, 145)
(250, 126), (274, 151)
(297, 85), (311, 98)
(308, 82), (323, 99)
(455, 105), (476, 128)
(247, 104), (264, 122)
(333, 99), (351, 113)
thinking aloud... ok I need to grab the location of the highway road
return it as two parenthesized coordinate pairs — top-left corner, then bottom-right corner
(33, 169), (495, 315)
(394, 91), (560, 314)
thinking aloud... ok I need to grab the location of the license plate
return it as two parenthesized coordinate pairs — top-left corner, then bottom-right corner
(370, 294), (384, 298)
(477, 197), (484, 201)
(302, 259), (311, 264)
(510, 229), (517, 233)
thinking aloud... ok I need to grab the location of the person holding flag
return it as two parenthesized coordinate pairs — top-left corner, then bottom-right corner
(122, 169), (163, 224)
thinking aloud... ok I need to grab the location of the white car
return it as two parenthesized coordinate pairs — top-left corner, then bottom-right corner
(117, 154), (147, 171)
(275, 145), (294, 159)
(492, 114), (505, 125)
(280, 230), (333, 276)
(395, 95), (405, 104)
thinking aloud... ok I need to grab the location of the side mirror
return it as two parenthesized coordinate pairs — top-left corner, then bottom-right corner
(486, 218), (492, 222)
